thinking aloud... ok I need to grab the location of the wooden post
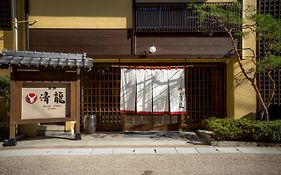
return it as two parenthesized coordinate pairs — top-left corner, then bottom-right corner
(178, 114), (185, 131)
(75, 69), (81, 140)
(4, 67), (17, 146)
(121, 113), (126, 132)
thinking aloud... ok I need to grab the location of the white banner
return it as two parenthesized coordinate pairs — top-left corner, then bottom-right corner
(152, 69), (169, 114)
(168, 68), (186, 115)
(120, 68), (136, 113)
(136, 69), (153, 114)
(21, 87), (67, 119)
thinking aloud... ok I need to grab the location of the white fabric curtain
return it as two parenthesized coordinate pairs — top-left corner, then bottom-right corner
(120, 67), (186, 115)
(136, 69), (153, 114)
(120, 68), (136, 113)
(152, 69), (169, 114)
(168, 68), (186, 115)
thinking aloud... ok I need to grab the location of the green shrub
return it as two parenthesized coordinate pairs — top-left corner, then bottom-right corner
(0, 76), (9, 97)
(203, 118), (281, 143)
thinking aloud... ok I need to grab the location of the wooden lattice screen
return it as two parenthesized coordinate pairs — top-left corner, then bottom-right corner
(81, 64), (225, 131)
(186, 64), (226, 127)
(257, 0), (281, 106)
(81, 66), (121, 131)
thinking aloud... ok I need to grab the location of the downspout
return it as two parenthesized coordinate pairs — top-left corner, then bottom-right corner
(12, 0), (18, 51)
(25, 0), (29, 50)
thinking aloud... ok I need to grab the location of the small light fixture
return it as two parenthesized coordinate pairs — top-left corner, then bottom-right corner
(149, 45), (157, 54)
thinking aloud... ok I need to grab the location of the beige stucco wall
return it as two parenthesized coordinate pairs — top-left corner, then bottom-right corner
(0, 31), (3, 52)
(0, 30), (10, 77)
(29, 0), (132, 29)
(232, 0), (256, 119)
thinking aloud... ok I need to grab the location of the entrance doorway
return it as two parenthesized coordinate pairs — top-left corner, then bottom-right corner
(81, 64), (226, 131)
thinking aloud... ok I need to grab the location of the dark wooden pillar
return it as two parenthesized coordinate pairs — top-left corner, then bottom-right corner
(4, 67), (17, 146)
(75, 69), (81, 140)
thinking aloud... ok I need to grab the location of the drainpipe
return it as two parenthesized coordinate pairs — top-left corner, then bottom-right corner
(12, 0), (18, 51)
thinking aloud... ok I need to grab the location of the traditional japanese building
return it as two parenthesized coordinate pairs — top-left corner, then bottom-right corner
(1, 0), (272, 132)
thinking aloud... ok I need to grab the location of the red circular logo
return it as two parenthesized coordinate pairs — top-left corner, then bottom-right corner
(25, 93), (38, 104)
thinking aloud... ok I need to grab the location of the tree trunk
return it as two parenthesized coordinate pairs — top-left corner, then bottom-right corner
(224, 27), (270, 121)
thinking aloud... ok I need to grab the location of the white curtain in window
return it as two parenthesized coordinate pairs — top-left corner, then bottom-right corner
(120, 68), (136, 113)
(168, 68), (186, 115)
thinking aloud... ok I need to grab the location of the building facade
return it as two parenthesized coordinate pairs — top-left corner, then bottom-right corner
(1, 0), (261, 131)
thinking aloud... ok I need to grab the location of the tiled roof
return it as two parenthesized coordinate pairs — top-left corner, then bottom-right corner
(0, 49), (93, 69)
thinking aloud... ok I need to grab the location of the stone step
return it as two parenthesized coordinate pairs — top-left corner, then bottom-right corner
(37, 125), (72, 136)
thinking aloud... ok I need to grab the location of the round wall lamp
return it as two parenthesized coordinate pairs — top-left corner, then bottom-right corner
(149, 45), (157, 54)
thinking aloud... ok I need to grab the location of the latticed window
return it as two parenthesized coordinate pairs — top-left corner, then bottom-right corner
(135, 2), (239, 32)
(257, 0), (281, 106)
(0, 0), (12, 30)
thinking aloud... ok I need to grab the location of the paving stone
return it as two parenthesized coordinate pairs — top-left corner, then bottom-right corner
(0, 150), (48, 157)
(91, 148), (113, 155)
(196, 147), (219, 154)
(236, 147), (263, 154)
(255, 147), (281, 154)
(68, 149), (93, 155)
(134, 148), (155, 154)
(175, 147), (198, 154)
(45, 149), (72, 155)
(113, 148), (135, 154)
(215, 147), (241, 153)
(155, 148), (177, 154)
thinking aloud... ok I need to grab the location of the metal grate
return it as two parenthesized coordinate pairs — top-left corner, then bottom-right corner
(257, 0), (281, 106)
(0, 0), (12, 30)
(135, 2), (239, 33)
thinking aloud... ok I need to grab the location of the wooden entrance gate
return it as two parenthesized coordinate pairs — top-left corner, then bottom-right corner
(81, 64), (226, 131)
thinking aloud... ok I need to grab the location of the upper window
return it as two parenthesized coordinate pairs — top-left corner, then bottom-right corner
(0, 0), (12, 30)
(135, 2), (237, 33)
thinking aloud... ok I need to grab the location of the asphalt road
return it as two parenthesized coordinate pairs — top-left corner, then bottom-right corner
(0, 154), (280, 175)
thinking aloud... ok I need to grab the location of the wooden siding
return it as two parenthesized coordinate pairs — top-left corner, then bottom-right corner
(136, 34), (234, 56)
(29, 29), (132, 56)
(14, 69), (77, 81)
(30, 29), (235, 58)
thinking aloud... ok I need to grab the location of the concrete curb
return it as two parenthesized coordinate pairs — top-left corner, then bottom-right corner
(196, 130), (281, 147)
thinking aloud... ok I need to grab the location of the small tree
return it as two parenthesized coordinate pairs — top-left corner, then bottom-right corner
(194, 2), (281, 121)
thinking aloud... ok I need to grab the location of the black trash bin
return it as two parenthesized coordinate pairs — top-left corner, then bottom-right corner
(83, 114), (97, 134)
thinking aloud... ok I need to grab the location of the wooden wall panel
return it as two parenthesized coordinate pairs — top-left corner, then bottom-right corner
(30, 29), (235, 58)
(137, 35), (235, 57)
(29, 29), (132, 56)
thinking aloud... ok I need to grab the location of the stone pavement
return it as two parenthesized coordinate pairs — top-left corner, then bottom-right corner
(2, 131), (206, 148)
(1, 147), (281, 157)
(1, 132), (281, 157)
